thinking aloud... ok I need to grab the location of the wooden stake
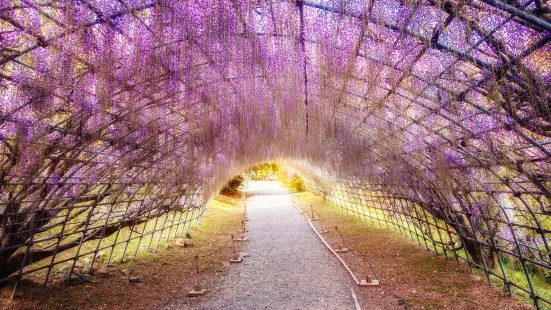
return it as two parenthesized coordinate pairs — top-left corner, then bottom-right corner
(362, 248), (371, 283)
(359, 248), (379, 287)
(230, 235), (242, 263)
(188, 255), (209, 296)
(310, 203), (318, 221)
(195, 255), (200, 274)
(335, 226), (349, 253)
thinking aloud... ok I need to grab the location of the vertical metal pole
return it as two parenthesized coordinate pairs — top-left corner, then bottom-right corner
(68, 207), (95, 280)
(335, 226), (342, 250)
(173, 195), (189, 236)
(11, 212), (38, 301)
(44, 201), (74, 286)
(144, 209), (161, 253)
(133, 200), (156, 257)
(231, 235), (237, 259)
(89, 185), (117, 273)
(155, 206), (171, 250)
(107, 198), (135, 265)
(362, 248), (371, 283)
(179, 207), (192, 236)
(194, 255), (200, 291)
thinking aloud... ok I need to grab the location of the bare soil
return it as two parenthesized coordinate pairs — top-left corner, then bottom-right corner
(294, 192), (533, 310)
(0, 190), (534, 310)
(0, 196), (244, 310)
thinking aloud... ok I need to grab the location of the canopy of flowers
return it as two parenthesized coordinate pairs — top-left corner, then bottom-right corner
(1, 0), (551, 306)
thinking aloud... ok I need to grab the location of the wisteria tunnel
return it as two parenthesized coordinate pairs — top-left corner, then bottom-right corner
(1, 0), (551, 308)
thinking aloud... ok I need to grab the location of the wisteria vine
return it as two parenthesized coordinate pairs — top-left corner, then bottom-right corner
(1, 0), (551, 307)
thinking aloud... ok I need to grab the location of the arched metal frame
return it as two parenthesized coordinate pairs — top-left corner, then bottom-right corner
(0, 0), (551, 307)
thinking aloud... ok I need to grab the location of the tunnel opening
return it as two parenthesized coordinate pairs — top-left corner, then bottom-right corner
(1, 158), (551, 308)
(1, 0), (551, 308)
(220, 163), (305, 197)
(2, 158), (551, 308)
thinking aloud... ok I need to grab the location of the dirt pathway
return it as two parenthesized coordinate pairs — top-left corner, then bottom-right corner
(172, 183), (358, 309)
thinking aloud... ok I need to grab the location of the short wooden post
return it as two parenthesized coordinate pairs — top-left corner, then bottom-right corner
(235, 226), (249, 241)
(230, 235), (242, 263)
(359, 248), (379, 287)
(242, 201), (247, 215)
(310, 203), (318, 221)
(335, 226), (349, 253)
(188, 256), (209, 296)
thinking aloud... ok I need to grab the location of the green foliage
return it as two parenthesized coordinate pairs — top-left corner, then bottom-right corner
(222, 175), (244, 192)
(287, 175), (305, 191)
(221, 163), (305, 193)
(247, 163), (284, 180)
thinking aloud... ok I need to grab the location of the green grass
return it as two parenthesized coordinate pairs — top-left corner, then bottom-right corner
(296, 191), (540, 309)
(2, 195), (244, 310)
(21, 197), (227, 285)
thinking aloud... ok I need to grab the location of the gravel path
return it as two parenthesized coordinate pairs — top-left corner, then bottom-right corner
(177, 183), (357, 309)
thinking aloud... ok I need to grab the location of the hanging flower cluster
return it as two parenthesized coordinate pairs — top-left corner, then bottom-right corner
(1, 0), (551, 304)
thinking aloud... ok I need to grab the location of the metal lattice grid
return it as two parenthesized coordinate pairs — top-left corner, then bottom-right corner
(1, 0), (551, 307)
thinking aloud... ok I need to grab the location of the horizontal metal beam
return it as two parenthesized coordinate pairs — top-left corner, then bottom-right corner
(480, 0), (551, 32)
